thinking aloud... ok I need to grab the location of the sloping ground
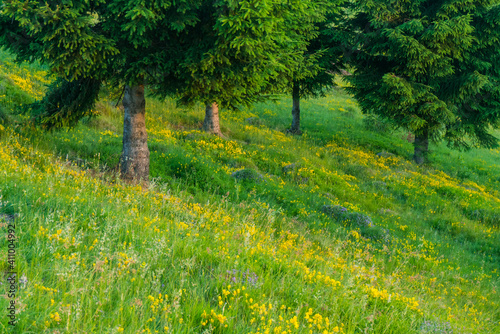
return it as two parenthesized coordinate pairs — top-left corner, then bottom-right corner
(1, 129), (498, 334)
(0, 50), (499, 333)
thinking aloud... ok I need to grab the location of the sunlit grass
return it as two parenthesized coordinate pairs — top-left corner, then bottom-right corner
(0, 51), (499, 333)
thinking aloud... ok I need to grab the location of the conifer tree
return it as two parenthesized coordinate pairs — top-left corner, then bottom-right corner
(443, 4), (500, 151)
(2, 0), (321, 181)
(151, 0), (332, 136)
(285, 1), (345, 135)
(344, 0), (500, 164)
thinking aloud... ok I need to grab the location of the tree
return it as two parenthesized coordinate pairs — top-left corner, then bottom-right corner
(151, 0), (332, 137)
(0, 3), (106, 128)
(2, 0), (323, 181)
(286, 35), (329, 136)
(443, 4), (500, 151)
(285, 1), (345, 135)
(344, 0), (500, 164)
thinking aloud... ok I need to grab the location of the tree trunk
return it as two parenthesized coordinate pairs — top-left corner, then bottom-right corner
(413, 130), (429, 165)
(202, 102), (222, 136)
(120, 85), (150, 182)
(290, 82), (302, 135)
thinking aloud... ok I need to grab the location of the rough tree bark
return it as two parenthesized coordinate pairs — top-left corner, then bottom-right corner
(413, 129), (429, 165)
(120, 84), (150, 182)
(290, 82), (302, 135)
(202, 102), (222, 136)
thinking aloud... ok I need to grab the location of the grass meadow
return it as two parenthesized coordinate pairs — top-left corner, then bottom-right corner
(0, 49), (499, 333)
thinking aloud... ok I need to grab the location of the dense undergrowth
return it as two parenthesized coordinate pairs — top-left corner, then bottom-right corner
(0, 49), (499, 333)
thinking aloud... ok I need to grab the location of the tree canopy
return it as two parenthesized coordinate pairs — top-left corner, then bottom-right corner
(1, 0), (330, 180)
(2, 0), (498, 170)
(284, 0), (346, 134)
(344, 0), (500, 163)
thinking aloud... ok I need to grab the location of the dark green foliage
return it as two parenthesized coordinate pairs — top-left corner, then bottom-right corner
(150, 0), (332, 109)
(363, 114), (393, 134)
(0, 199), (16, 217)
(0, 104), (7, 138)
(290, 0), (346, 99)
(1, 1), (113, 129)
(0, 105), (7, 124)
(444, 5), (500, 150)
(2, 0), (328, 124)
(1, 0), (331, 181)
(150, 147), (233, 192)
(343, 163), (373, 179)
(26, 77), (101, 130)
(282, 0), (346, 134)
(464, 208), (500, 227)
(0, 11), (41, 62)
(2, 1), (117, 80)
(344, 0), (500, 162)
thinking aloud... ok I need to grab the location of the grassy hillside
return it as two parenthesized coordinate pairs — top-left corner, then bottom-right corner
(0, 49), (499, 333)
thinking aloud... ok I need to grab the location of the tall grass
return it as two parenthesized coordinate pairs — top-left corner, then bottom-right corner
(0, 49), (498, 333)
